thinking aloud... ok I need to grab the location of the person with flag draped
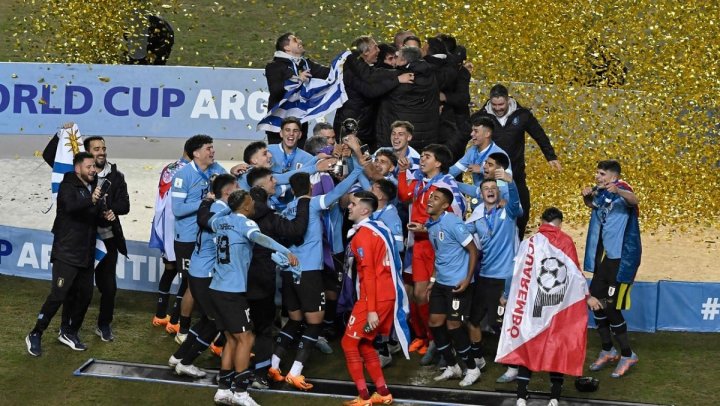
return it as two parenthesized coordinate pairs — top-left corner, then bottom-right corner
(396, 143), (464, 357)
(341, 190), (409, 406)
(582, 159), (641, 379)
(496, 207), (597, 406)
(26, 152), (116, 356)
(263, 32), (330, 146)
(149, 151), (190, 328)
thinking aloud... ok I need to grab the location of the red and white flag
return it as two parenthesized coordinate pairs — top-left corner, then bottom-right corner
(495, 232), (589, 376)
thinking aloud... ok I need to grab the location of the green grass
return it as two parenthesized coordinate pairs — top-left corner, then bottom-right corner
(0, 0), (380, 67)
(2, 274), (718, 405)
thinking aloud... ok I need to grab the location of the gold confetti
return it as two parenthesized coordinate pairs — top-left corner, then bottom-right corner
(98, 76), (111, 83)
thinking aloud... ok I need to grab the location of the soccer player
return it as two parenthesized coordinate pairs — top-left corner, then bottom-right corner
(397, 144), (463, 356)
(465, 172), (523, 383)
(389, 120), (420, 177)
(582, 159), (641, 378)
(149, 151), (189, 328)
(449, 115), (510, 186)
(168, 174), (237, 378)
(342, 191), (408, 406)
(501, 207), (596, 406)
(422, 188), (481, 386)
(209, 190), (299, 406)
(269, 149), (366, 391)
(169, 135), (226, 343)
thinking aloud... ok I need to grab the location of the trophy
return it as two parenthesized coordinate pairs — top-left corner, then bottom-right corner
(332, 118), (359, 177)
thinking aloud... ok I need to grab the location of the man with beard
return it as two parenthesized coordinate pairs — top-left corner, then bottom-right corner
(76, 136), (130, 342)
(473, 84), (562, 238)
(26, 152), (116, 355)
(265, 33), (330, 146)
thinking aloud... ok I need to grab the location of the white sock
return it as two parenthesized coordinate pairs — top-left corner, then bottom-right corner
(271, 354), (281, 370)
(505, 366), (519, 377)
(289, 360), (304, 377)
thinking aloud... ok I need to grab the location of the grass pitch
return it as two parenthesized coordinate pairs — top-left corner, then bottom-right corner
(2, 274), (717, 405)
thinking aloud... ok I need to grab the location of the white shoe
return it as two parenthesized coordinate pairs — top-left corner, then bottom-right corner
(516, 399), (527, 406)
(175, 363), (207, 378)
(214, 388), (234, 405)
(231, 391), (261, 406)
(548, 399), (559, 406)
(379, 352), (392, 368)
(168, 355), (181, 367)
(175, 332), (188, 345)
(459, 367), (481, 387)
(496, 366), (519, 383)
(474, 356), (487, 370)
(433, 364), (462, 381)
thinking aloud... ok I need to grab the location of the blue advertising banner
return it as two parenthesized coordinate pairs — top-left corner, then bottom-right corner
(0, 62), (270, 139)
(657, 281), (720, 333)
(0, 225), (173, 293)
(587, 281), (658, 333)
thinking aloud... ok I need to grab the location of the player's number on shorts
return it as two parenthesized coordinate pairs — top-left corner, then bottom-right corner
(217, 236), (231, 264)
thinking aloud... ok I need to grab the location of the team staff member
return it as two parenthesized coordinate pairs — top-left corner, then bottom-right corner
(420, 188), (481, 387)
(78, 136), (130, 342)
(26, 152), (116, 356)
(245, 167), (311, 388)
(474, 84), (562, 238)
(209, 190), (298, 406)
(582, 160), (641, 378)
(341, 191), (406, 406)
(169, 135), (227, 343)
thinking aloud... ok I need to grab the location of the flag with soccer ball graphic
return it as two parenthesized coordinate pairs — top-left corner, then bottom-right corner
(496, 232), (589, 376)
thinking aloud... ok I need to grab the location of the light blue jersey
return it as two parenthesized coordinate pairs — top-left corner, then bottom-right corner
(449, 142), (510, 186)
(171, 161), (226, 242)
(426, 212), (474, 286)
(188, 200), (228, 278)
(283, 168), (363, 272)
(465, 182), (522, 279)
(590, 189), (630, 259)
(209, 211), (290, 293)
(267, 143), (317, 210)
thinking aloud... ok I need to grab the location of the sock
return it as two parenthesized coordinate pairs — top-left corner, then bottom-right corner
(233, 369), (252, 393)
(471, 340), (484, 360)
(179, 315), (191, 334)
(594, 312), (614, 351)
(429, 325), (456, 365)
(156, 292), (170, 318)
(169, 296), (183, 324)
(324, 298), (337, 332)
(610, 322), (632, 357)
(289, 360), (304, 377)
(271, 354), (282, 370)
(295, 323), (321, 366)
(213, 333), (226, 347)
(550, 373), (564, 398)
(274, 319), (302, 361)
(516, 376), (530, 399)
(378, 341), (390, 357)
(341, 335), (369, 399)
(218, 369), (235, 390)
(448, 327), (475, 369)
(181, 322), (216, 365)
(359, 340), (388, 395)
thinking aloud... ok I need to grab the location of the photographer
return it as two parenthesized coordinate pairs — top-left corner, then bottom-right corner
(26, 152), (116, 356)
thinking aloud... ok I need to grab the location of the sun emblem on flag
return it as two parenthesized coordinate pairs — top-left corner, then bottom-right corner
(64, 127), (81, 155)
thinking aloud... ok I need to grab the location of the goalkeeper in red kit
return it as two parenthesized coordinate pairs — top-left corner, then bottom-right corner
(341, 191), (410, 406)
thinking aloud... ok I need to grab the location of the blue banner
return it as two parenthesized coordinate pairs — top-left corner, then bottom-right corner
(0, 225), (173, 293)
(587, 281), (658, 333)
(657, 281), (720, 333)
(0, 62), (270, 139)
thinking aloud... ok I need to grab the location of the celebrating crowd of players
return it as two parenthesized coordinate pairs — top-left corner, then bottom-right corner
(25, 31), (642, 406)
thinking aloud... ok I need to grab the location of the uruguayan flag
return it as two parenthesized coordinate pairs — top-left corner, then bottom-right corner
(257, 51), (350, 133)
(51, 124), (84, 200)
(49, 124), (107, 264)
